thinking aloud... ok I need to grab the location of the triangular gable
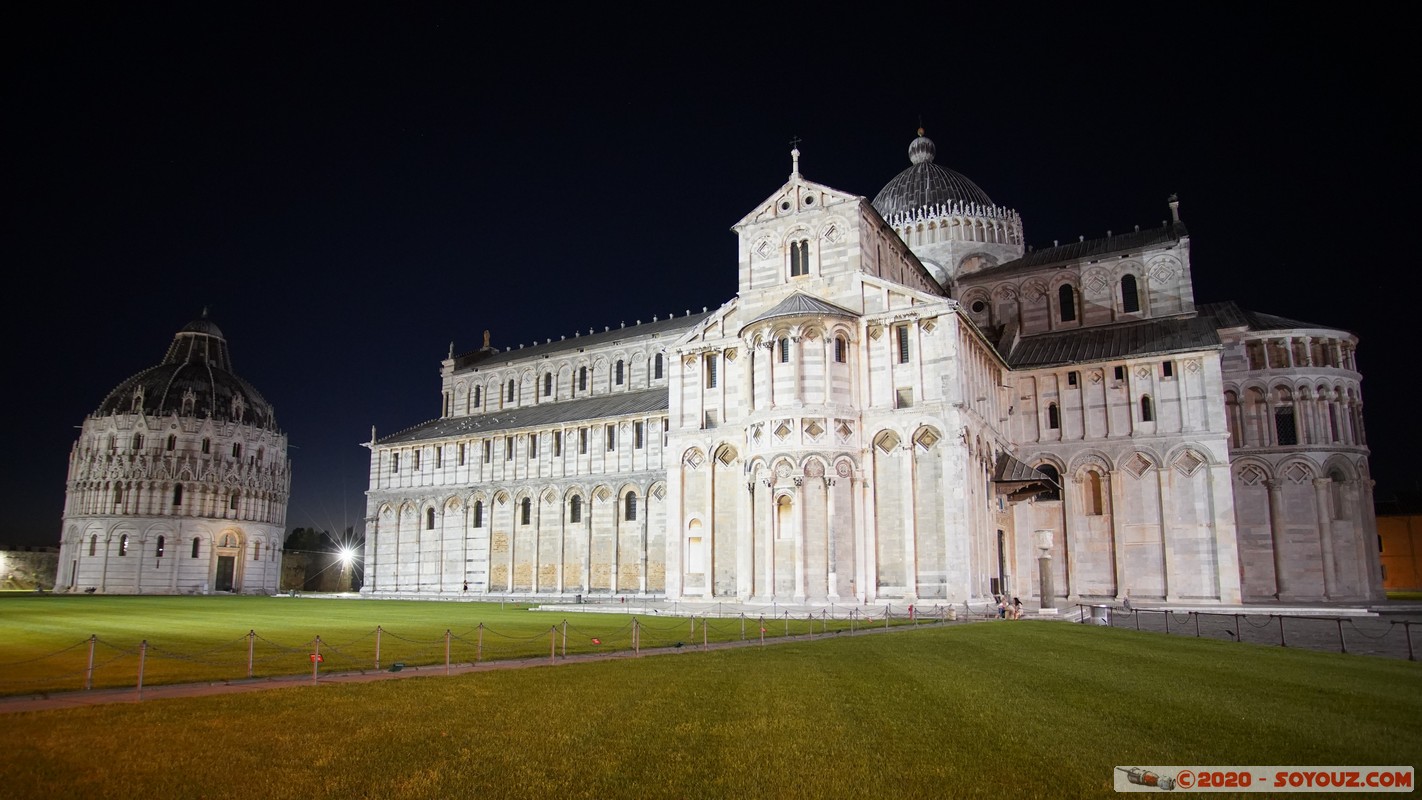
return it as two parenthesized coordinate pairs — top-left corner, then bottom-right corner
(734, 176), (864, 229)
(674, 297), (739, 347)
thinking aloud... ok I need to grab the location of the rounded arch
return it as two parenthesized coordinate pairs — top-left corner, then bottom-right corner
(712, 443), (739, 467)
(911, 424), (943, 451)
(443, 495), (463, 513)
(1163, 443), (1218, 468)
(800, 455), (828, 476)
(1322, 454), (1357, 481)
(1068, 450), (1113, 476)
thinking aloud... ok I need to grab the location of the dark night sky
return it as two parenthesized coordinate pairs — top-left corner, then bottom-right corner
(4, 7), (1410, 547)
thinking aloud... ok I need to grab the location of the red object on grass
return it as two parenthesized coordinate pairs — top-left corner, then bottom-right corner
(592, 638), (601, 645)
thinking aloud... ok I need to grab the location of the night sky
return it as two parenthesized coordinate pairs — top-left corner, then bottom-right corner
(5, 7), (1409, 547)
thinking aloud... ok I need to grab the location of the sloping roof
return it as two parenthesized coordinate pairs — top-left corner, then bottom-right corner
(1001, 315), (1222, 369)
(377, 388), (668, 445)
(745, 292), (859, 328)
(992, 453), (1057, 501)
(1197, 301), (1333, 333)
(452, 311), (713, 370)
(975, 222), (1187, 280)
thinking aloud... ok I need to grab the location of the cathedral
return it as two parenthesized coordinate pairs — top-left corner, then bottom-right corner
(54, 315), (290, 594)
(364, 132), (1383, 606)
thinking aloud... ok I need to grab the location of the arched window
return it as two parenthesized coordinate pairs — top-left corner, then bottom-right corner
(1140, 395), (1154, 422)
(520, 497), (531, 525)
(473, 385), (482, 408)
(426, 508), (435, 530)
(132, 433), (144, 450)
(472, 500), (484, 528)
(156, 535), (165, 558)
(704, 354), (717, 388)
(569, 495), (582, 523)
(89, 535), (97, 557)
(789, 239), (809, 277)
(624, 492), (638, 521)
(778, 338), (790, 363)
(776, 495), (793, 538)
(543, 373), (553, 397)
(1330, 469), (1348, 520)
(1047, 403), (1060, 430)
(834, 336), (847, 363)
(232, 443), (242, 459)
(1121, 274), (1141, 313)
(192, 538), (201, 558)
(507, 379), (515, 403)
(1036, 465), (1061, 501)
(113, 485), (124, 507)
(166, 434), (176, 451)
(119, 534), (129, 556)
(615, 360), (625, 385)
(578, 366), (588, 391)
(253, 541), (261, 561)
(1086, 472), (1104, 515)
(391, 452), (400, 473)
(202, 438), (211, 454)
(1058, 285), (1077, 323)
(230, 492), (239, 511)
(654, 353), (664, 379)
(173, 484), (183, 506)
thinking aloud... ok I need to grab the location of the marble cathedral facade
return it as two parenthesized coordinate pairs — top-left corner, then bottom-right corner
(363, 135), (1382, 606)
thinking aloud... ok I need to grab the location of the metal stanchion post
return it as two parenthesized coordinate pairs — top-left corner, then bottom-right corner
(562, 620), (568, 657)
(1337, 618), (1346, 654)
(136, 640), (147, 701)
(313, 636), (321, 683)
(477, 623), (483, 662)
(1278, 615), (1287, 647)
(445, 629), (452, 674)
(550, 626), (556, 663)
(85, 635), (95, 691)
(375, 626), (382, 670)
(248, 630), (255, 678)
(1194, 613), (1200, 638)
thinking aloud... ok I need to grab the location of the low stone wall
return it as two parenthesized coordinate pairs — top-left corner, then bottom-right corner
(1, 547), (59, 591)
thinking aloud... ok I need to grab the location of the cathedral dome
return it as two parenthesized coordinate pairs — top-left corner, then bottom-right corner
(872, 130), (996, 218)
(94, 314), (278, 429)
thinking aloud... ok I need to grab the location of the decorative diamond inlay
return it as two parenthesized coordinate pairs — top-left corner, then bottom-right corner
(804, 419), (825, 439)
(1185, 359), (1201, 374)
(1238, 465), (1266, 486)
(868, 326), (883, 341)
(1124, 453), (1152, 478)
(914, 428), (940, 450)
(836, 420), (853, 440)
(1090, 370), (1103, 384)
(1136, 366), (1151, 379)
(752, 424), (764, 443)
(1086, 275), (1109, 295)
(652, 485), (666, 500)
(1284, 463), (1311, 485)
(774, 421), (792, 440)
(595, 487), (613, 502)
(874, 431), (900, 453)
(754, 237), (773, 259)
(724, 347), (737, 362)
(684, 450), (704, 469)
(1173, 450), (1205, 477)
(921, 318), (936, 334)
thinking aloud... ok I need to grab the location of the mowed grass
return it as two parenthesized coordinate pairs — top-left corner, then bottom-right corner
(0, 623), (1418, 800)
(0, 595), (886, 694)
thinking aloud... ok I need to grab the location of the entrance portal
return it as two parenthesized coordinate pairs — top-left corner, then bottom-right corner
(216, 556), (235, 592)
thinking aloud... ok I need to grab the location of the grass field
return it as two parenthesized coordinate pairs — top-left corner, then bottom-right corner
(0, 622), (1418, 800)
(0, 595), (895, 695)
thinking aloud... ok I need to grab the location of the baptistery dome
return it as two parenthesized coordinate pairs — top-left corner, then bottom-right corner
(94, 314), (277, 429)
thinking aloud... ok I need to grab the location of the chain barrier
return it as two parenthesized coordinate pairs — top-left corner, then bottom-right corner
(1077, 604), (1415, 661)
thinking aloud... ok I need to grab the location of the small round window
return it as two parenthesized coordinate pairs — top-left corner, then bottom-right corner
(804, 196), (814, 205)
(971, 300), (987, 314)
(780, 201), (791, 211)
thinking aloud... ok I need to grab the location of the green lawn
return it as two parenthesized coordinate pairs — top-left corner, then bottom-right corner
(0, 623), (1417, 800)
(0, 595), (890, 694)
